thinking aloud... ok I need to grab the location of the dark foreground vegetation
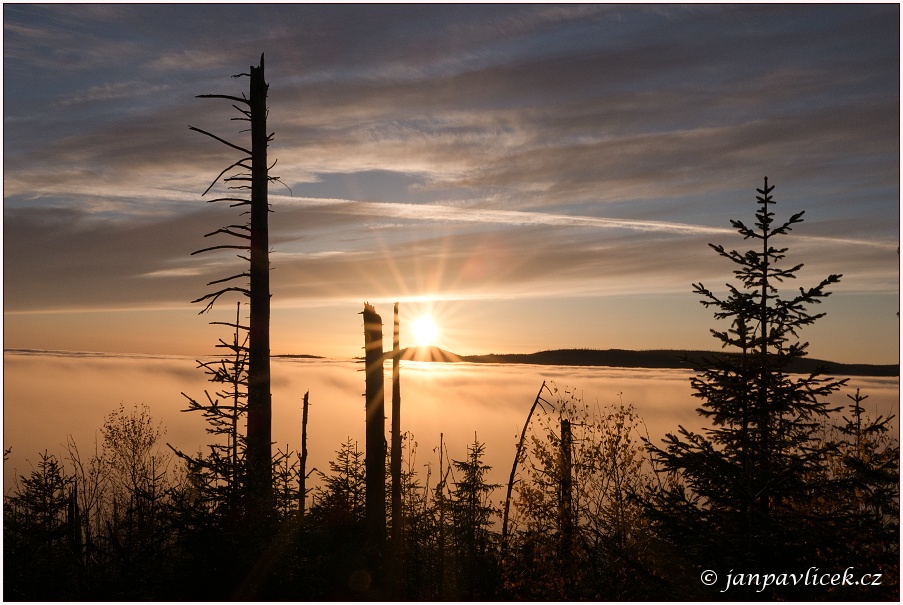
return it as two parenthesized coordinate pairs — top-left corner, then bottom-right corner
(3, 377), (898, 601)
(4, 375), (898, 602)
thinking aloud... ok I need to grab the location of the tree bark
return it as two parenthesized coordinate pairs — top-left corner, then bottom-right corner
(300, 390), (309, 518)
(559, 419), (573, 567)
(390, 302), (403, 596)
(246, 54), (273, 518)
(363, 303), (386, 588)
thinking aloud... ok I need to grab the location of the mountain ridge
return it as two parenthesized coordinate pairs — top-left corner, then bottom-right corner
(388, 346), (899, 377)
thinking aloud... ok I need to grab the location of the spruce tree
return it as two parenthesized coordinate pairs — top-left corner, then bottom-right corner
(4, 452), (74, 599)
(647, 177), (848, 597)
(312, 438), (366, 526)
(814, 389), (899, 599)
(448, 436), (500, 600)
(177, 302), (249, 518)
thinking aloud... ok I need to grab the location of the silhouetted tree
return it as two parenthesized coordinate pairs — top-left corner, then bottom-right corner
(302, 438), (368, 597)
(4, 452), (74, 600)
(362, 302), (387, 590)
(273, 445), (303, 519)
(502, 381), (551, 547)
(177, 302), (249, 517)
(96, 403), (177, 598)
(65, 433), (108, 570)
(396, 431), (442, 600)
(805, 388), (900, 599)
(646, 177), (848, 598)
(313, 438), (367, 525)
(100, 403), (171, 517)
(448, 435), (500, 600)
(190, 55), (277, 519)
(390, 302), (403, 595)
(6, 404), (185, 600)
(503, 385), (656, 599)
(299, 390), (311, 518)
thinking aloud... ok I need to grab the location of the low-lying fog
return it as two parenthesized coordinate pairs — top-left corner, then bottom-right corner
(4, 350), (898, 499)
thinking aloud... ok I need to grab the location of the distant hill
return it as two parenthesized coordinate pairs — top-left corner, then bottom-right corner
(394, 347), (898, 377)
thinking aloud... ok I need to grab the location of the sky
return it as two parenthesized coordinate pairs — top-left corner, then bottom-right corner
(3, 4), (900, 364)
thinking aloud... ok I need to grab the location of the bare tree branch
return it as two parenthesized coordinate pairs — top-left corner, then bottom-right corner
(207, 196), (249, 205)
(216, 223), (251, 232)
(191, 244), (251, 256)
(196, 93), (250, 105)
(271, 176), (292, 195)
(199, 157), (252, 196)
(204, 227), (251, 240)
(207, 272), (251, 286)
(216, 342), (251, 353)
(192, 287), (251, 314)
(210, 320), (250, 331)
(192, 287), (251, 303)
(188, 125), (252, 156)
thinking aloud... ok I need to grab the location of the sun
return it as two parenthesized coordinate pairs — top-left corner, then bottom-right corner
(411, 315), (440, 347)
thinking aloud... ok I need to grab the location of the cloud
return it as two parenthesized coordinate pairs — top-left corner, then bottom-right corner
(2, 205), (231, 312)
(56, 81), (171, 107)
(260, 198), (897, 305)
(3, 3), (897, 350)
(5, 177), (895, 319)
(274, 196), (896, 250)
(5, 3), (896, 250)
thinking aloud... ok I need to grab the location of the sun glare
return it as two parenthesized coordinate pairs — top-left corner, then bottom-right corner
(411, 315), (439, 347)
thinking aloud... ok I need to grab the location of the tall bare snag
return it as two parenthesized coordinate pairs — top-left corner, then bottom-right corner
(362, 303), (386, 587)
(189, 54), (275, 518)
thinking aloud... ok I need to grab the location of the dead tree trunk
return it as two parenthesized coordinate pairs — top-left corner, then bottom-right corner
(246, 55), (273, 518)
(68, 483), (83, 560)
(559, 419), (574, 568)
(437, 432), (446, 599)
(299, 390), (310, 518)
(390, 302), (403, 595)
(502, 381), (549, 548)
(189, 54), (274, 520)
(363, 303), (386, 588)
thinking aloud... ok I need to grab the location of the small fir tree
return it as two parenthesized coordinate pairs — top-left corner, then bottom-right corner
(178, 302), (249, 518)
(4, 452), (74, 599)
(448, 435), (500, 600)
(647, 177), (849, 597)
(312, 438), (367, 526)
(810, 388), (899, 599)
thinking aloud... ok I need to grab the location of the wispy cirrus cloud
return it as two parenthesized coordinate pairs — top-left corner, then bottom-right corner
(56, 81), (171, 107)
(273, 196), (897, 250)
